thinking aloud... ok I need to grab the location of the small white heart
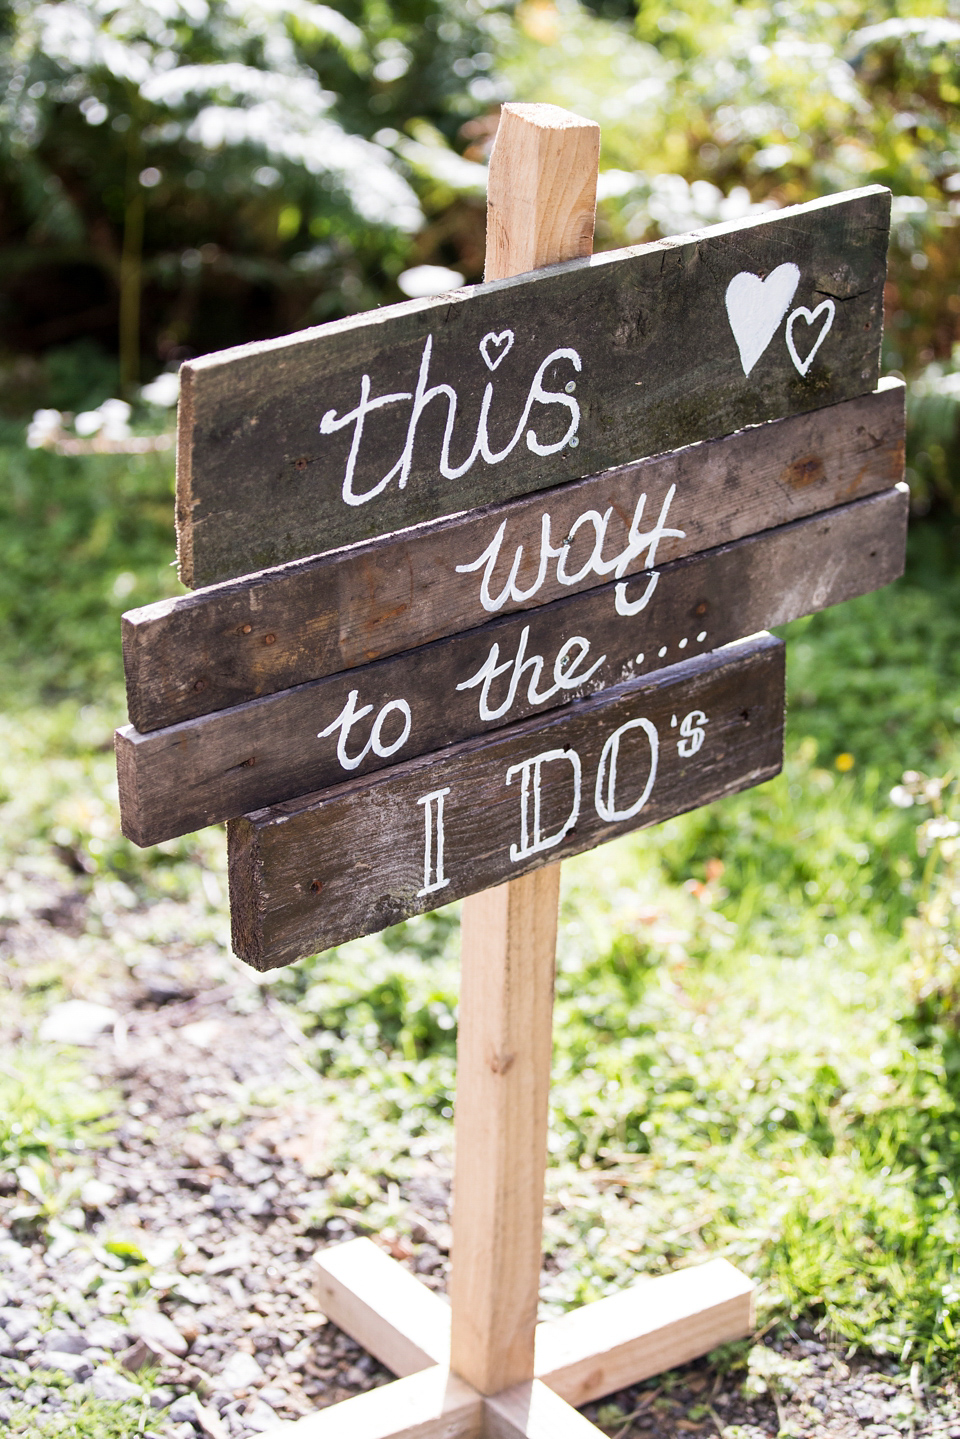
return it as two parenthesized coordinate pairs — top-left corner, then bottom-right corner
(785, 299), (836, 377)
(725, 263), (800, 377)
(479, 329), (514, 371)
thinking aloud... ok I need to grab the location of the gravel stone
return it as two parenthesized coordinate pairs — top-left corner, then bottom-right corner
(129, 1307), (190, 1357)
(219, 1350), (265, 1391)
(91, 1364), (144, 1401)
(38, 999), (119, 1045)
(1, 1309), (39, 1343)
(35, 1350), (94, 1380)
(42, 1327), (89, 1354)
(85, 1317), (129, 1351)
(242, 1398), (280, 1432)
(168, 1392), (202, 1422)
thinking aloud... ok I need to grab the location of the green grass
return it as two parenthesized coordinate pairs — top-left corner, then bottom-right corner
(0, 1050), (116, 1180)
(0, 1366), (165, 1438)
(3, 426), (960, 1375)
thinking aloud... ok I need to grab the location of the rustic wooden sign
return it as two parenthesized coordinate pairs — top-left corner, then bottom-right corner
(176, 186), (890, 589)
(125, 381), (903, 733)
(113, 103), (910, 1439)
(118, 484), (905, 846)
(227, 632), (785, 969)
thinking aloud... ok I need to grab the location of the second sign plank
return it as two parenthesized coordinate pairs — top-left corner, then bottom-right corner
(125, 382), (904, 733)
(228, 633), (785, 969)
(117, 485), (906, 846)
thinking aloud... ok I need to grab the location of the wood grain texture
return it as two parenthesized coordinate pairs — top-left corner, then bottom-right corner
(448, 102), (587, 1407)
(126, 382), (904, 733)
(314, 1240), (450, 1377)
(304, 1240), (754, 1410)
(117, 486), (905, 846)
(226, 633), (785, 970)
(483, 1381), (603, 1439)
(251, 1367), (482, 1439)
(533, 1260), (754, 1406)
(484, 104), (599, 281)
(449, 867), (560, 1393)
(176, 187), (889, 588)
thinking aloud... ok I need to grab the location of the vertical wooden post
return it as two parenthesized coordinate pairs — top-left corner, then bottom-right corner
(448, 103), (601, 1398)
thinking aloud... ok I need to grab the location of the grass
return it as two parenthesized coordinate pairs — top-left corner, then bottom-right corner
(2, 424), (960, 1380)
(0, 1051), (116, 1182)
(0, 1366), (161, 1438)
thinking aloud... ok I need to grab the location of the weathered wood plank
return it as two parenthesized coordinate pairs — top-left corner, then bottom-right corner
(176, 187), (889, 589)
(226, 633), (785, 969)
(117, 486), (905, 847)
(127, 383), (904, 733)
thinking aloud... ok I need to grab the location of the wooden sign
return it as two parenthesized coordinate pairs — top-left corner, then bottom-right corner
(125, 381), (903, 733)
(117, 484), (905, 846)
(176, 186), (890, 588)
(227, 633), (785, 968)
(113, 104), (910, 1439)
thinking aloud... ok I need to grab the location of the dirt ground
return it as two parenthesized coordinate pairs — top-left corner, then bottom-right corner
(2, 856), (960, 1438)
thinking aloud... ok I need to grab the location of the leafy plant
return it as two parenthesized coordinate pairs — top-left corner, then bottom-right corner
(0, 0), (498, 389)
(0, 1049), (116, 1176)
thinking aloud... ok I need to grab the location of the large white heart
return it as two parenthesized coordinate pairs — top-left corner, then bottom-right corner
(479, 329), (515, 372)
(725, 263), (801, 377)
(785, 299), (836, 377)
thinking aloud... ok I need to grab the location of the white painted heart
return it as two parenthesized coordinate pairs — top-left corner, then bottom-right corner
(785, 299), (836, 377)
(479, 329), (514, 372)
(725, 263), (800, 377)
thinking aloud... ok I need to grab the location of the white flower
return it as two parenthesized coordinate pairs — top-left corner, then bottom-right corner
(26, 409), (62, 449)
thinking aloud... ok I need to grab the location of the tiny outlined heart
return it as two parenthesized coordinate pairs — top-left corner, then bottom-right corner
(479, 330), (515, 371)
(725, 263), (800, 377)
(785, 299), (836, 376)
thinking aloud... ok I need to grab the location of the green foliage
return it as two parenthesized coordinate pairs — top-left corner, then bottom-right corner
(0, 1366), (158, 1439)
(500, 0), (960, 506)
(0, 421), (176, 695)
(0, 1050), (115, 1177)
(503, 0), (960, 374)
(0, 0), (499, 383)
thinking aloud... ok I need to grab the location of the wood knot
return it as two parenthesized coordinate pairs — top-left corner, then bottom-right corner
(781, 454), (825, 491)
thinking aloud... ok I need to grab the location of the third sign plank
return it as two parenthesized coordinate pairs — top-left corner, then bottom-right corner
(117, 486), (905, 846)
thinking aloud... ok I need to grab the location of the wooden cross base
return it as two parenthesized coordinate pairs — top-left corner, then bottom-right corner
(263, 1237), (753, 1438)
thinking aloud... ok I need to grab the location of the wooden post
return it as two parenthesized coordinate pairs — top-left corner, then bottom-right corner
(297, 99), (762, 1439)
(448, 103), (601, 1397)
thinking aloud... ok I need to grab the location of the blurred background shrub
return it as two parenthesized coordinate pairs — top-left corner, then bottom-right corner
(2, 0), (959, 488)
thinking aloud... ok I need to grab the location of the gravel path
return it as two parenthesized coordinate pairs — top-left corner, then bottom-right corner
(2, 850), (960, 1437)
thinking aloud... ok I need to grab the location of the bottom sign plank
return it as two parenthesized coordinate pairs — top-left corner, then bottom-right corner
(228, 633), (785, 969)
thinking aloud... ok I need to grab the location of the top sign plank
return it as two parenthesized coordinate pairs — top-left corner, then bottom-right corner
(177, 186), (890, 589)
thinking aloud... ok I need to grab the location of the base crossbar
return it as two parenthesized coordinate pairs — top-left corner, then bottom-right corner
(263, 1240), (754, 1437)
(315, 1237), (753, 1404)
